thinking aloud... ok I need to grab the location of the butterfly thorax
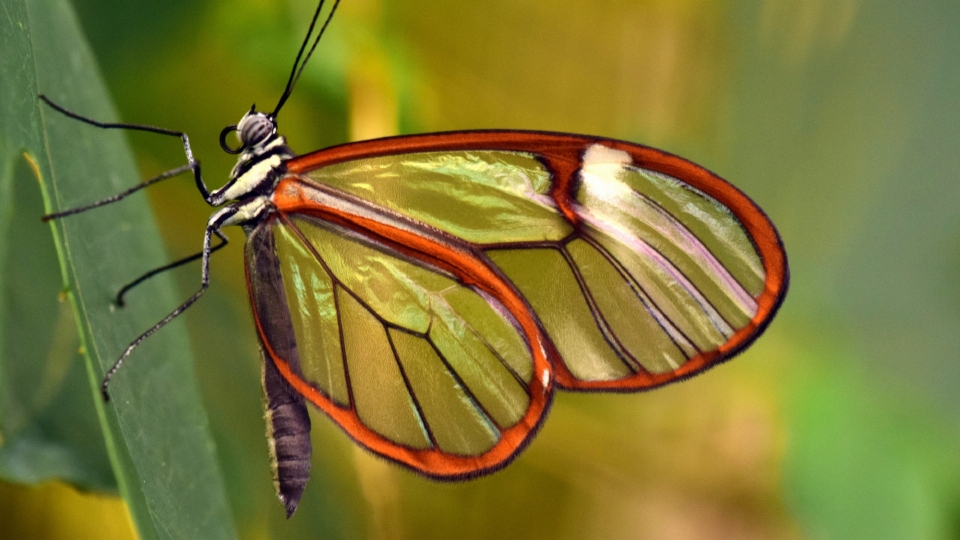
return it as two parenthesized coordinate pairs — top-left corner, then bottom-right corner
(211, 111), (294, 207)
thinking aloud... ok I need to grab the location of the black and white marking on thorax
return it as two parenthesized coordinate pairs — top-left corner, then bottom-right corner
(211, 110), (294, 229)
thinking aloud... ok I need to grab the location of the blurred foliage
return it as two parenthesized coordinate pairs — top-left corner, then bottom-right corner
(0, 481), (135, 539)
(2, 0), (960, 538)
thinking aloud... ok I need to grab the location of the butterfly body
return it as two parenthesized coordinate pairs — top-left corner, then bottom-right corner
(218, 115), (787, 515)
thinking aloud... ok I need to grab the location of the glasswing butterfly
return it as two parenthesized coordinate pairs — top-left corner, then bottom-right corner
(40, 0), (788, 517)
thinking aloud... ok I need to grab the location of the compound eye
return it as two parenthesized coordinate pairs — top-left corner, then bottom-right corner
(239, 114), (276, 148)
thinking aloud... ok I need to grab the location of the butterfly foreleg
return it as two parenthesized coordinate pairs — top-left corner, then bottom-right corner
(38, 94), (218, 206)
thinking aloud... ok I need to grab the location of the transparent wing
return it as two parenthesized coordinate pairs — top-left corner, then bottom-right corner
(283, 131), (788, 391)
(245, 208), (554, 478)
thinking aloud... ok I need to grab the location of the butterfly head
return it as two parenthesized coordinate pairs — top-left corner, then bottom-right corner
(220, 105), (278, 155)
(214, 105), (293, 205)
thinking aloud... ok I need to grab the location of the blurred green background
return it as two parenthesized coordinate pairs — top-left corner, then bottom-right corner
(2, 0), (960, 538)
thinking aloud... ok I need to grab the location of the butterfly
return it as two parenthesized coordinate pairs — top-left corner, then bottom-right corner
(40, 0), (787, 518)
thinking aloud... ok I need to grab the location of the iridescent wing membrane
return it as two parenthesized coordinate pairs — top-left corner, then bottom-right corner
(245, 131), (788, 478)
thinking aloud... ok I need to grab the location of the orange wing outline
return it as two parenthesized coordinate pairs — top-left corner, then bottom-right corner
(248, 130), (787, 477)
(285, 130), (789, 390)
(245, 204), (557, 478)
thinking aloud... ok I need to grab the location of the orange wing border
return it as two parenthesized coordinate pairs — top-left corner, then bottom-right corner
(284, 130), (789, 392)
(245, 203), (558, 479)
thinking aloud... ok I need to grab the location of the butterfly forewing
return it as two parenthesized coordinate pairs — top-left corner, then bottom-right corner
(295, 149), (573, 244)
(281, 131), (787, 395)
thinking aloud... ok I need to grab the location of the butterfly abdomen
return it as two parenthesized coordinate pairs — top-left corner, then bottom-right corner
(262, 352), (312, 518)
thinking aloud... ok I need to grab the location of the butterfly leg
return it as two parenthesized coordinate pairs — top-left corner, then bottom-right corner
(100, 207), (236, 400)
(38, 94), (219, 204)
(114, 230), (229, 307)
(38, 96), (239, 307)
(41, 163), (195, 221)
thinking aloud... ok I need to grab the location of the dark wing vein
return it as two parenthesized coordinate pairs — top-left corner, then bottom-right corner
(632, 184), (757, 296)
(456, 305), (531, 392)
(385, 327), (437, 448)
(555, 244), (642, 374)
(578, 234), (698, 358)
(423, 335), (503, 434)
(585, 224), (737, 337)
(331, 282), (355, 409)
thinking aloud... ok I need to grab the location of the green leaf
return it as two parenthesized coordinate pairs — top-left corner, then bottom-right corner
(0, 1), (235, 538)
(0, 153), (115, 491)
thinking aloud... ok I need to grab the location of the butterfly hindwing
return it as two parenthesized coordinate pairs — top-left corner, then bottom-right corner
(245, 198), (555, 478)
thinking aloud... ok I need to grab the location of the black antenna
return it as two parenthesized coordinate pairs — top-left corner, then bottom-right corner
(270, 0), (343, 118)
